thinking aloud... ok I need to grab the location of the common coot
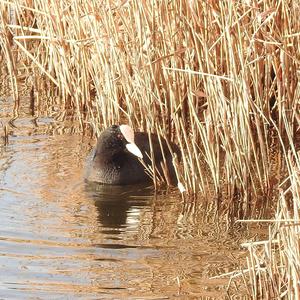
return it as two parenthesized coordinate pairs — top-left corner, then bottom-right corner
(86, 125), (180, 185)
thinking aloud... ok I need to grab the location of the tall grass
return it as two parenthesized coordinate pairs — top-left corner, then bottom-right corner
(0, 1), (299, 210)
(225, 147), (300, 298)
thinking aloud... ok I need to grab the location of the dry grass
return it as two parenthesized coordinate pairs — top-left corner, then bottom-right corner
(223, 149), (300, 299)
(1, 1), (299, 200)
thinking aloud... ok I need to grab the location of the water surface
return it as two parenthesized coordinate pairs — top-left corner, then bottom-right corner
(0, 95), (256, 299)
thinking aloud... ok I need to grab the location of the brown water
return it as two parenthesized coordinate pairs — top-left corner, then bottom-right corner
(0, 95), (258, 299)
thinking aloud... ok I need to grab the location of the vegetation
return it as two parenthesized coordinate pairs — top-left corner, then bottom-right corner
(214, 150), (300, 298)
(239, 155), (300, 299)
(0, 0), (299, 297)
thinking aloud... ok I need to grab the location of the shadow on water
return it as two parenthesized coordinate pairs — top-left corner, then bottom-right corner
(85, 182), (155, 230)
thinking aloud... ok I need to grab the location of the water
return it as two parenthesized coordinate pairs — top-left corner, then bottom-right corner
(0, 95), (255, 299)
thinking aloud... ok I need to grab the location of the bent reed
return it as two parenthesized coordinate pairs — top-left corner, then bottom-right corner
(0, 1), (299, 296)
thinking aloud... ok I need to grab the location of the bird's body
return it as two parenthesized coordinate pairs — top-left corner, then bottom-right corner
(85, 125), (180, 185)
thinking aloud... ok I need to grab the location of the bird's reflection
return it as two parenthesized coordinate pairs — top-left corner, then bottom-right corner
(85, 182), (155, 231)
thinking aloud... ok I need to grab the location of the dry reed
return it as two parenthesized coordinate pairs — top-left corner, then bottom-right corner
(0, 1), (299, 208)
(225, 147), (300, 298)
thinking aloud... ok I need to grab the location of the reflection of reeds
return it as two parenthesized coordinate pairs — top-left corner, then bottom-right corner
(3, 124), (9, 145)
(0, 2), (299, 202)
